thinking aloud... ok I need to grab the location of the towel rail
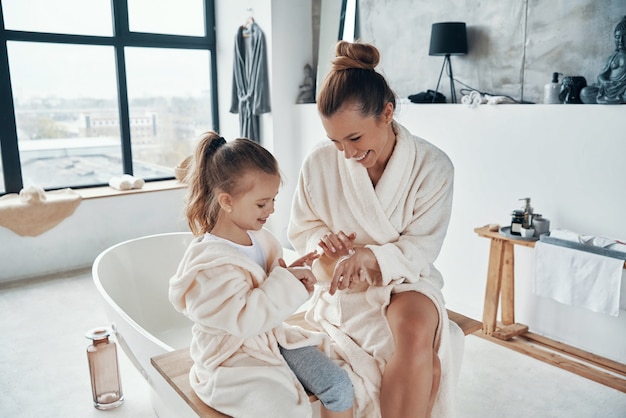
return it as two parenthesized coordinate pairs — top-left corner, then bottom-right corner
(539, 235), (626, 262)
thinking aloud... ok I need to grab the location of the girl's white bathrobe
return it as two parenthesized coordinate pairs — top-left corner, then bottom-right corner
(169, 228), (326, 418)
(288, 122), (457, 417)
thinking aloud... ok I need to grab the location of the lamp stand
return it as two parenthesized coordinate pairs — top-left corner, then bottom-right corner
(433, 54), (458, 103)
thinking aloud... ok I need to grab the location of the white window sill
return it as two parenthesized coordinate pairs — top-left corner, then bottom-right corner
(77, 179), (185, 200)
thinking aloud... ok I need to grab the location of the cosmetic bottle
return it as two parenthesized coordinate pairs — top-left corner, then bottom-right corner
(533, 214), (550, 236)
(510, 210), (524, 235)
(544, 72), (561, 104)
(519, 197), (534, 229)
(86, 327), (124, 410)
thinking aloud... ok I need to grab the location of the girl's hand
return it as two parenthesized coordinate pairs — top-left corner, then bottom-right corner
(287, 267), (317, 293)
(318, 231), (356, 261)
(287, 250), (320, 268)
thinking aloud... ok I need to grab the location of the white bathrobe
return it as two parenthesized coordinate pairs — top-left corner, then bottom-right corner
(288, 122), (456, 417)
(169, 228), (326, 418)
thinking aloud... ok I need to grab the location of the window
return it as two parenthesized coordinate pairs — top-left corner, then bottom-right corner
(0, 0), (218, 193)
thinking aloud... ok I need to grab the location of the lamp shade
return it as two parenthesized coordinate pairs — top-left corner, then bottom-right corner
(429, 22), (468, 56)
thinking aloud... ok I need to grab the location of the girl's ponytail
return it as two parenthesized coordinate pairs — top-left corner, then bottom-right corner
(186, 132), (224, 235)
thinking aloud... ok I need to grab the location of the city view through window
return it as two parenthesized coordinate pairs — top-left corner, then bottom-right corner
(0, 0), (216, 192)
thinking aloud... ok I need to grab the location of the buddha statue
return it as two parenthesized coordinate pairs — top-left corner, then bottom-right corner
(296, 63), (316, 104)
(581, 16), (626, 104)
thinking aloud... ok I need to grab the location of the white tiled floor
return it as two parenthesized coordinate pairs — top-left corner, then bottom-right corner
(1, 269), (624, 417)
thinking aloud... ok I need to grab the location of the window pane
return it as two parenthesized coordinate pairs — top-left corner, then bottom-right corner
(128, 0), (205, 36)
(8, 41), (123, 189)
(2, 0), (113, 36)
(125, 47), (213, 179)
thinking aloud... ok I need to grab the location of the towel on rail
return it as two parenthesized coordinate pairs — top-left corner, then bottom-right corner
(534, 241), (624, 316)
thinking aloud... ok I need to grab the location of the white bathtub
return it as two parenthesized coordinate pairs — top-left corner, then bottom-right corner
(92, 232), (197, 418)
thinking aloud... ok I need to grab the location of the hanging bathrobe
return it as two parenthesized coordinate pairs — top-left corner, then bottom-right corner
(230, 22), (271, 143)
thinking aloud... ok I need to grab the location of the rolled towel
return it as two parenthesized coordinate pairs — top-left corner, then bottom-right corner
(461, 90), (486, 108)
(109, 176), (132, 191)
(122, 174), (145, 189)
(19, 185), (47, 205)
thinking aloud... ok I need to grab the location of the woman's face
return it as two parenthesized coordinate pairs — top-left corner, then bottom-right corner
(321, 102), (396, 171)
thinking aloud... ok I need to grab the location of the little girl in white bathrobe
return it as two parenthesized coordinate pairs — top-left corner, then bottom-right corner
(169, 132), (354, 418)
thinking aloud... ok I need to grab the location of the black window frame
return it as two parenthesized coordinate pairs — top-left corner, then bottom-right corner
(0, 0), (219, 194)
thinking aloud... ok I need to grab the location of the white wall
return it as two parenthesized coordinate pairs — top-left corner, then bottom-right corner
(215, 0), (314, 245)
(0, 189), (188, 283)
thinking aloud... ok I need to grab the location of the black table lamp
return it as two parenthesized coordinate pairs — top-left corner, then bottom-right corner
(429, 22), (468, 103)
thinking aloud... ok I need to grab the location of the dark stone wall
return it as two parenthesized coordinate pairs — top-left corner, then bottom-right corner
(358, 0), (623, 103)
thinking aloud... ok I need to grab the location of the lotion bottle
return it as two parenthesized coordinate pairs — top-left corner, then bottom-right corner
(544, 72), (561, 104)
(519, 197), (533, 228)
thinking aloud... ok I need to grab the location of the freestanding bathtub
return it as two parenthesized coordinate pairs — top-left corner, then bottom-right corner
(92, 232), (198, 418)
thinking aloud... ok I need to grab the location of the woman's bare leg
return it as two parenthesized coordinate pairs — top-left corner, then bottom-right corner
(380, 292), (441, 418)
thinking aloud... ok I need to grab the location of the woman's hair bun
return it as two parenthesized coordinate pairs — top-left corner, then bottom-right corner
(331, 40), (380, 71)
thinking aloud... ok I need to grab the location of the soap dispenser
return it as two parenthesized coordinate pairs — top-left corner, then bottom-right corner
(544, 72), (561, 104)
(519, 197), (533, 228)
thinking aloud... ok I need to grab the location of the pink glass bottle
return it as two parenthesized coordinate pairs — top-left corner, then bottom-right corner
(86, 327), (124, 410)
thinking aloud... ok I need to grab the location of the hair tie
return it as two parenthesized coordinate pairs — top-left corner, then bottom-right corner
(208, 136), (226, 154)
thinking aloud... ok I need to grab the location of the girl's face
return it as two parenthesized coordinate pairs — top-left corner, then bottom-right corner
(224, 171), (280, 232)
(321, 101), (396, 171)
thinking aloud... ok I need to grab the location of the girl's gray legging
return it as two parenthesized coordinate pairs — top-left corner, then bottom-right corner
(279, 345), (354, 412)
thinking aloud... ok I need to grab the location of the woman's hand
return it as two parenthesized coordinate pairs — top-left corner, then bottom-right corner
(329, 247), (379, 295)
(318, 231), (356, 261)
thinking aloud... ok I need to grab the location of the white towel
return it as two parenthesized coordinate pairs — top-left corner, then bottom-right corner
(534, 241), (624, 316)
(550, 229), (626, 254)
(122, 174), (145, 189)
(549, 228), (581, 242)
(108, 176), (132, 190)
(109, 175), (145, 190)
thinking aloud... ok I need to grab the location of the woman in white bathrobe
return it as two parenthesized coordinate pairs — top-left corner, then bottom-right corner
(288, 41), (455, 418)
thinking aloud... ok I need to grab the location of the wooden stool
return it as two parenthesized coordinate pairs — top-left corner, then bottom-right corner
(151, 310), (481, 418)
(474, 225), (626, 392)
